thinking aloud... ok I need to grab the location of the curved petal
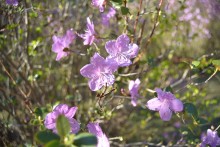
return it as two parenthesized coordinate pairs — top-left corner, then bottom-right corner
(89, 77), (104, 91)
(56, 51), (68, 61)
(89, 74), (115, 91)
(91, 53), (105, 65)
(107, 54), (132, 67)
(170, 98), (183, 112)
(104, 59), (118, 73)
(83, 33), (95, 45)
(87, 17), (96, 35)
(54, 104), (69, 114)
(63, 29), (75, 47)
(105, 40), (118, 56)
(159, 103), (172, 121)
(97, 134), (110, 147)
(69, 118), (80, 134)
(134, 78), (141, 85)
(80, 64), (97, 78)
(44, 112), (57, 129)
(124, 43), (139, 58)
(87, 122), (103, 137)
(131, 96), (137, 107)
(146, 98), (162, 111)
(52, 41), (64, 53)
(116, 34), (130, 52)
(128, 80), (135, 91)
(65, 107), (78, 118)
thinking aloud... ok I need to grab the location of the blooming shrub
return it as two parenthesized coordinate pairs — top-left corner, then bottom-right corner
(1, 0), (220, 146)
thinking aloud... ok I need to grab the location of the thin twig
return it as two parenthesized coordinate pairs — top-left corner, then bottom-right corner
(132, 0), (143, 43)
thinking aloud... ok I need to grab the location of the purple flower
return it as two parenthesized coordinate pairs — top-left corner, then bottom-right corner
(80, 53), (118, 91)
(80, 17), (97, 45)
(146, 88), (183, 121)
(101, 7), (116, 26)
(52, 29), (75, 61)
(87, 122), (110, 147)
(6, 0), (18, 6)
(44, 104), (80, 134)
(92, 0), (106, 12)
(105, 34), (139, 67)
(200, 129), (220, 147)
(128, 78), (141, 107)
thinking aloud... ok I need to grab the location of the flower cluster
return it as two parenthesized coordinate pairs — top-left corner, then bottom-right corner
(80, 53), (118, 91)
(80, 34), (139, 91)
(44, 104), (110, 146)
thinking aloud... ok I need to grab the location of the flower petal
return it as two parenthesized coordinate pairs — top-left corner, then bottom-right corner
(65, 107), (78, 118)
(54, 104), (69, 114)
(105, 40), (118, 56)
(91, 53), (105, 65)
(128, 80), (135, 91)
(97, 134), (110, 147)
(63, 30), (75, 47)
(69, 118), (80, 134)
(56, 52), (68, 61)
(88, 74), (115, 91)
(107, 54), (132, 67)
(146, 98), (162, 111)
(89, 77), (104, 91)
(87, 122), (104, 137)
(159, 102), (172, 121)
(170, 98), (183, 112)
(80, 64), (97, 79)
(116, 34), (130, 52)
(125, 43), (139, 58)
(131, 96), (137, 107)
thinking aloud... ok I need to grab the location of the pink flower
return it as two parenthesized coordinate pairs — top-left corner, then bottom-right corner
(92, 0), (106, 12)
(80, 53), (118, 91)
(105, 34), (139, 67)
(101, 7), (116, 26)
(146, 88), (183, 121)
(80, 17), (97, 45)
(200, 129), (220, 147)
(52, 29), (75, 61)
(128, 79), (141, 107)
(87, 122), (110, 147)
(44, 104), (80, 134)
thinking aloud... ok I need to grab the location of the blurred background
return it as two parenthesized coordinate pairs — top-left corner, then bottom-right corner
(0, 0), (220, 146)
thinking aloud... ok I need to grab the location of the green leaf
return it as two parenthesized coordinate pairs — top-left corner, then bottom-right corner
(34, 107), (43, 117)
(35, 131), (60, 144)
(196, 117), (208, 125)
(191, 60), (200, 67)
(45, 140), (63, 147)
(212, 60), (220, 71)
(184, 103), (198, 119)
(121, 6), (130, 15)
(73, 133), (97, 147)
(56, 115), (71, 137)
